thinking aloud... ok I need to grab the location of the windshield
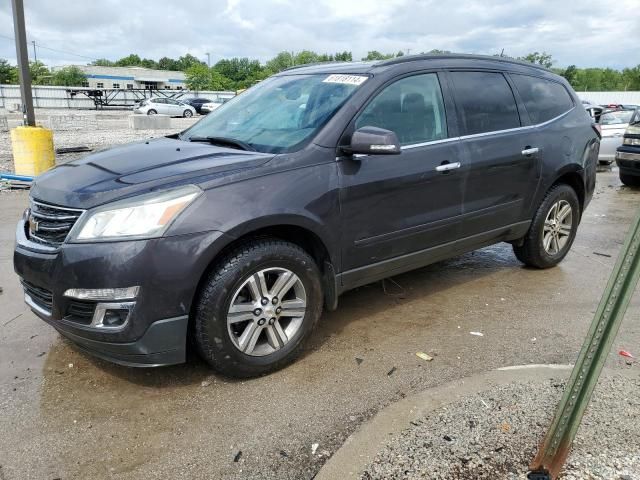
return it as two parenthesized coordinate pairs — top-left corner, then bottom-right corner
(182, 73), (368, 153)
(599, 110), (634, 125)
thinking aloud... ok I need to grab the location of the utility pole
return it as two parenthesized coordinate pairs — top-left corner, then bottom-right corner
(32, 40), (37, 63)
(206, 52), (210, 67)
(11, 0), (35, 126)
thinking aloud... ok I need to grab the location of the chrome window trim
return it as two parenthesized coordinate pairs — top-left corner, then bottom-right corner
(341, 105), (576, 156)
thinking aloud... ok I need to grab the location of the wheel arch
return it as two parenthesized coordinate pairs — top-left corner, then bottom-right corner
(550, 167), (585, 215)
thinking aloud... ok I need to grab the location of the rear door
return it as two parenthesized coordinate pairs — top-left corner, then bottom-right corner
(152, 98), (168, 114)
(448, 71), (541, 237)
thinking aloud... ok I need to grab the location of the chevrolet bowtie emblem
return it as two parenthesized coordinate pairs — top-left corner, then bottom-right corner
(28, 215), (39, 235)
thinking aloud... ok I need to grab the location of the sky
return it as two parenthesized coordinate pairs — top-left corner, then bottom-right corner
(0, 0), (638, 69)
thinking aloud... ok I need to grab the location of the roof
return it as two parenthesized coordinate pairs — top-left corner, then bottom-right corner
(277, 53), (552, 76)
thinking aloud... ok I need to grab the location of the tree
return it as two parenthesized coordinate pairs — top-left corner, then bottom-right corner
(0, 59), (18, 84)
(294, 50), (319, 65)
(334, 51), (352, 62)
(214, 57), (262, 84)
(561, 64), (578, 86)
(519, 51), (554, 68)
(185, 63), (212, 90)
(177, 54), (204, 71)
(51, 66), (86, 86)
(91, 58), (114, 67)
(29, 61), (51, 85)
(115, 54), (143, 67)
(362, 51), (395, 61)
(266, 51), (295, 73)
(158, 56), (181, 71)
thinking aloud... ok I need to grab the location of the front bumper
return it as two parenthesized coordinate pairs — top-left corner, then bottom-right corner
(14, 218), (229, 366)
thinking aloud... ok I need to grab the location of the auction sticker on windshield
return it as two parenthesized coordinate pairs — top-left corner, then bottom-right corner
(322, 74), (368, 86)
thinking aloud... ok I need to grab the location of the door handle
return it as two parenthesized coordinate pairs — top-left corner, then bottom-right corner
(521, 147), (539, 156)
(435, 162), (461, 172)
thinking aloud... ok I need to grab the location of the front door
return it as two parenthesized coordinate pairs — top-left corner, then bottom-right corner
(338, 72), (465, 284)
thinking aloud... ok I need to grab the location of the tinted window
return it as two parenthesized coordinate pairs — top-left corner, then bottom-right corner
(511, 74), (574, 124)
(450, 71), (520, 135)
(599, 110), (634, 125)
(355, 73), (447, 145)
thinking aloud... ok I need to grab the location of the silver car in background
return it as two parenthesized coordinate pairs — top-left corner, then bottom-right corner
(133, 97), (196, 117)
(596, 108), (637, 164)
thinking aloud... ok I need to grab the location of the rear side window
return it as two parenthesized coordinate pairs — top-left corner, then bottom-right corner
(450, 71), (520, 135)
(511, 74), (574, 124)
(355, 73), (447, 145)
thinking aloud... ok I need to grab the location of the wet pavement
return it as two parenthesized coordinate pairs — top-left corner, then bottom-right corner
(1, 168), (639, 480)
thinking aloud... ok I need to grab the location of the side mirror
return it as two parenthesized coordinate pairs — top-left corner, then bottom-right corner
(344, 126), (401, 155)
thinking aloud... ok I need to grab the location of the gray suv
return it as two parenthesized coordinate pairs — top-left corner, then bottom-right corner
(14, 54), (599, 377)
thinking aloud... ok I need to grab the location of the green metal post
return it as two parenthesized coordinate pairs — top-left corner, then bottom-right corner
(529, 206), (640, 479)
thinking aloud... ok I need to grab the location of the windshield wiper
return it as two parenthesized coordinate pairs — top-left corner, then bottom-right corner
(187, 136), (255, 151)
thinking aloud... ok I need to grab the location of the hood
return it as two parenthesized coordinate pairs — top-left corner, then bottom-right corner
(31, 137), (274, 209)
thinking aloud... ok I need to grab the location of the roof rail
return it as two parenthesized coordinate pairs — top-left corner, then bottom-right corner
(375, 53), (552, 72)
(282, 60), (349, 72)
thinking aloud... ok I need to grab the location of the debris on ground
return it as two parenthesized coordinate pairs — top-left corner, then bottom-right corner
(619, 350), (634, 359)
(311, 443), (319, 455)
(387, 367), (397, 376)
(355, 357), (364, 365)
(593, 251), (612, 258)
(233, 450), (242, 462)
(415, 352), (433, 362)
(470, 331), (484, 337)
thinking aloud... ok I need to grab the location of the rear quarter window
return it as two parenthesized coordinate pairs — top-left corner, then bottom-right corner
(511, 74), (574, 124)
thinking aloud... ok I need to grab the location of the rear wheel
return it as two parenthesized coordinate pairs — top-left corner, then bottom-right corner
(183, 109), (193, 118)
(194, 239), (323, 378)
(620, 172), (640, 187)
(513, 184), (580, 269)
(147, 109), (157, 115)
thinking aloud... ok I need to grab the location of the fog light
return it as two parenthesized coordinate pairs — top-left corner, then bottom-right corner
(64, 286), (140, 301)
(102, 309), (129, 327)
(90, 302), (135, 330)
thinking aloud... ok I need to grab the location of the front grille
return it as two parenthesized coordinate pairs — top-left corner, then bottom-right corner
(65, 300), (96, 325)
(21, 280), (53, 312)
(27, 200), (84, 247)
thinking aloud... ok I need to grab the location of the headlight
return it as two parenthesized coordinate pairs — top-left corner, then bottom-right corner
(623, 137), (640, 146)
(70, 185), (201, 242)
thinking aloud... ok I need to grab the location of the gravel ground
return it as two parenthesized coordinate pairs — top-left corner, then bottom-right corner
(361, 374), (640, 479)
(0, 108), (198, 171)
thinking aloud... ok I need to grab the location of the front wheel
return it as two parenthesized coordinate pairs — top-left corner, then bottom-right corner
(194, 239), (323, 378)
(147, 109), (157, 115)
(183, 109), (193, 118)
(513, 184), (580, 269)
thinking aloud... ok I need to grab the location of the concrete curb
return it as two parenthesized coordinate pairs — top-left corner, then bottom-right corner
(316, 364), (575, 480)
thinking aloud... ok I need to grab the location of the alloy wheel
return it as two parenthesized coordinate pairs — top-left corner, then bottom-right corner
(227, 268), (307, 356)
(543, 199), (573, 255)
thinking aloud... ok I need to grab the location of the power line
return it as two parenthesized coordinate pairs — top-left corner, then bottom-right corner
(0, 33), (97, 62)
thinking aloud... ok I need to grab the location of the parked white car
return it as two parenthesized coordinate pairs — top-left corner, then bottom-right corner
(200, 99), (225, 114)
(597, 108), (636, 165)
(134, 98), (196, 118)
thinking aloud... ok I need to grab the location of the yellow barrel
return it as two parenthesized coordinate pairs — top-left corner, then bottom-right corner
(10, 126), (55, 176)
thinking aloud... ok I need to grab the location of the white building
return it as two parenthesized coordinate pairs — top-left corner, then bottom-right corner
(54, 65), (187, 90)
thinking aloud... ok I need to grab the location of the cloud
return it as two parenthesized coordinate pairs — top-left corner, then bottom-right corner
(0, 0), (638, 68)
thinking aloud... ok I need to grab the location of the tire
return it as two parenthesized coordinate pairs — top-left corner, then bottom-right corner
(513, 184), (580, 269)
(147, 109), (157, 115)
(183, 109), (193, 118)
(194, 239), (323, 378)
(620, 172), (640, 187)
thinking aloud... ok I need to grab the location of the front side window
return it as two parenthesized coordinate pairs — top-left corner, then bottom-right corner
(183, 74), (367, 154)
(450, 71), (520, 135)
(355, 73), (447, 145)
(511, 74), (574, 124)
